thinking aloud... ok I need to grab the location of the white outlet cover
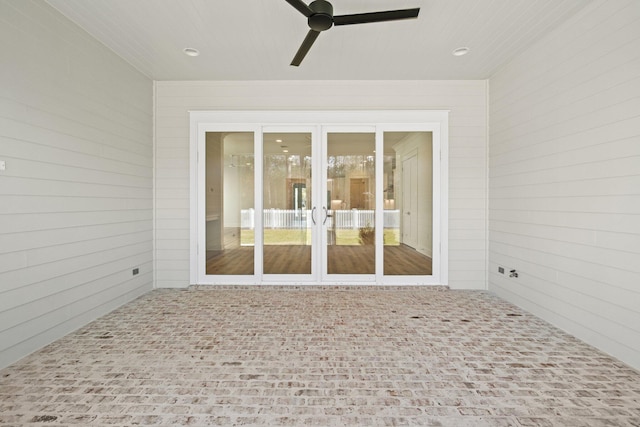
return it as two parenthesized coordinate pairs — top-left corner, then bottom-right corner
(0, 160), (5, 171)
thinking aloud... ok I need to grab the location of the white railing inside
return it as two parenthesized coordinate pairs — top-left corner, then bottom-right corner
(241, 209), (400, 229)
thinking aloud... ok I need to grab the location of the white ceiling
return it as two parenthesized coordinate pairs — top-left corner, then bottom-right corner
(45, 0), (591, 81)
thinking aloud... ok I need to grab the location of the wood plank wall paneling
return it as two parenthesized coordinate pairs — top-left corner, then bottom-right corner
(154, 80), (488, 290)
(0, 0), (153, 369)
(488, 0), (640, 370)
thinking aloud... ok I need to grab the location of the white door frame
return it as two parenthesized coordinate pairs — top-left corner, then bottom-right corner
(189, 110), (449, 286)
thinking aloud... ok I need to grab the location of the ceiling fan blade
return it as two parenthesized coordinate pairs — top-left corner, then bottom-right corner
(291, 29), (321, 66)
(333, 8), (420, 26)
(285, 0), (313, 17)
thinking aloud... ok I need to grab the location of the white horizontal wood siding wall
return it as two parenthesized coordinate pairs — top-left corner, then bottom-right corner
(0, 0), (153, 369)
(488, 0), (640, 370)
(155, 80), (487, 290)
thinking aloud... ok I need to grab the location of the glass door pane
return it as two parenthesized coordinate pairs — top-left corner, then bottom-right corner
(326, 133), (376, 275)
(205, 132), (255, 275)
(383, 132), (432, 275)
(263, 133), (313, 275)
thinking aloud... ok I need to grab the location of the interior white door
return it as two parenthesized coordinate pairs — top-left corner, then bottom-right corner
(402, 155), (418, 249)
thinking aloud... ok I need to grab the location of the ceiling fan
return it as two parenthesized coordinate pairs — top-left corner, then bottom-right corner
(285, 0), (420, 66)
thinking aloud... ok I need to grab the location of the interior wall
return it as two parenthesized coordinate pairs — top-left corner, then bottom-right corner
(221, 134), (255, 229)
(205, 133), (223, 250)
(488, 0), (640, 370)
(0, 0), (154, 369)
(155, 80), (488, 289)
(393, 132), (433, 257)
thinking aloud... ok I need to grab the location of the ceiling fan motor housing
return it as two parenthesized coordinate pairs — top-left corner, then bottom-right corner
(308, 0), (333, 31)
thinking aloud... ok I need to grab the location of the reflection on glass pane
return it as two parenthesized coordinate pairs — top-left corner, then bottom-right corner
(205, 132), (254, 275)
(263, 133), (312, 274)
(327, 133), (375, 275)
(383, 132), (432, 275)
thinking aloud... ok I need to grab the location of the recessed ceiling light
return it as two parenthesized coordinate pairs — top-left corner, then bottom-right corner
(183, 48), (200, 57)
(283, 149), (289, 153)
(452, 47), (470, 57)
(276, 139), (283, 143)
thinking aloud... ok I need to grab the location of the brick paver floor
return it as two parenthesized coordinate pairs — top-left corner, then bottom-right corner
(1, 287), (639, 426)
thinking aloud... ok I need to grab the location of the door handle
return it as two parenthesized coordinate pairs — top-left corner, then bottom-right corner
(322, 206), (329, 225)
(311, 207), (317, 225)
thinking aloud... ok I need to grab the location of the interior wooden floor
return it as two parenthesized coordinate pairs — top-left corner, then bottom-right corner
(206, 246), (255, 275)
(206, 244), (431, 276)
(384, 244), (433, 275)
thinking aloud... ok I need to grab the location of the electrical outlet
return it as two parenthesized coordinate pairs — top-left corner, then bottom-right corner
(498, 266), (504, 274)
(132, 268), (139, 275)
(0, 160), (6, 171)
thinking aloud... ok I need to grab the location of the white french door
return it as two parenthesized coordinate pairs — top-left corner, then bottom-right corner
(261, 127), (318, 282)
(257, 126), (380, 283)
(190, 111), (448, 286)
(321, 127), (376, 282)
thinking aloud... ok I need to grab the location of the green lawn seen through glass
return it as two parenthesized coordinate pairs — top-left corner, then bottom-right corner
(241, 229), (399, 246)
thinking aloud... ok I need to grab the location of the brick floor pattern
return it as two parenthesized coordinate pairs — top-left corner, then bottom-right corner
(1, 287), (639, 426)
